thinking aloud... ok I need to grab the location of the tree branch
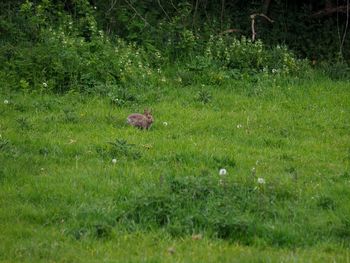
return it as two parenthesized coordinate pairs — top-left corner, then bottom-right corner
(219, 28), (241, 35)
(311, 5), (350, 18)
(221, 0), (225, 30)
(124, 0), (150, 26)
(157, 0), (170, 20)
(250, 13), (274, 41)
(340, 0), (349, 57)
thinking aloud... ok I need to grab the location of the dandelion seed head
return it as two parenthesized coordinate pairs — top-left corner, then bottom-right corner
(257, 177), (265, 184)
(219, 168), (227, 176)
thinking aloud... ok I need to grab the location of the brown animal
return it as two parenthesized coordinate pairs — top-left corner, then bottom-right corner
(127, 109), (154, 130)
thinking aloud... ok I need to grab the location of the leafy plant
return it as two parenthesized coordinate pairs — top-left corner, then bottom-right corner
(196, 89), (212, 104)
(0, 137), (10, 152)
(108, 88), (138, 107)
(320, 62), (350, 80)
(16, 117), (32, 130)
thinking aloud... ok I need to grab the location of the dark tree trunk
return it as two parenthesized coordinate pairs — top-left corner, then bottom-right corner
(262, 0), (272, 15)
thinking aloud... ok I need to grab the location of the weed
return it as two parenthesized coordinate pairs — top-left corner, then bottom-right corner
(62, 109), (79, 123)
(16, 117), (32, 130)
(317, 196), (336, 210)
(0, 137), (10, 152)
(320, 62), (350, 80)
(93, 223), (113, 239)
(108, 88), (138, 107)
(196, 89), (212, 104)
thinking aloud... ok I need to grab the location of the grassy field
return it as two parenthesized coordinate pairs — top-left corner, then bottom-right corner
(1, 73), (350, 262)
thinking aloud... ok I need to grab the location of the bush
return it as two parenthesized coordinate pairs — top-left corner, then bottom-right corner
(0, 0), (156, 94)
(1, 30), (155, 93)
(204, 35), (308, 75)
(0, 0), (314, 95)
(319, 62), (350, 80)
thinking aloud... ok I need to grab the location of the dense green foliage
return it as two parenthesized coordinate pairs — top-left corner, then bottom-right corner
(1, 0), (349, 94)
(0, 0), (316, 94)
(1, 0), (350, 261)
(2, 0), (350, 61)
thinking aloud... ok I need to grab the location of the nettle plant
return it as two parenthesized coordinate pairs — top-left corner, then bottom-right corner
(10, 29), (153, 93)
(4, 0), (154, 94)
(204, 36), (305, 75)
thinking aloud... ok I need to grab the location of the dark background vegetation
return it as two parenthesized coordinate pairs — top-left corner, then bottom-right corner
(0, 0), (349, 93)
(1, 0), (349, 60)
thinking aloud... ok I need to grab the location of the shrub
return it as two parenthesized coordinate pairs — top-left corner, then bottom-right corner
(319, 62), (350, 80)
(204, 35), (308, 75)
(0, 1), (155, 94)
(2, 31), (154, 94)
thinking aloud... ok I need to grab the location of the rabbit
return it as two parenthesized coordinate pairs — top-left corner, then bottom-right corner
(127, 109), (154, 130)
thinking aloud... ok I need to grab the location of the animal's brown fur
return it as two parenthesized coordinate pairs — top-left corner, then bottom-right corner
(127, 109), (153, 129)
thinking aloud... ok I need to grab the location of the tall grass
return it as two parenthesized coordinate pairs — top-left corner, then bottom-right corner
(1, 72), (350, 261)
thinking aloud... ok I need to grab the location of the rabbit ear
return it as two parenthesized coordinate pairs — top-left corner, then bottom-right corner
(144, 109), (151, 115)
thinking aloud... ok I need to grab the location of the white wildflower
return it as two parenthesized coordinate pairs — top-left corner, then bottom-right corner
(112, 158), (117, 164)
(257, 177), (265, 184)
(43, 82), (48, 88)
(237, 124), (242, 129)
(4, 100), (9, 104)
(163, 122), (168, 126)
(219, 168), (227, 176)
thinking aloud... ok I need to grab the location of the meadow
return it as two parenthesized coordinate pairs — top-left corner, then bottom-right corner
(1, 71), (350, 262)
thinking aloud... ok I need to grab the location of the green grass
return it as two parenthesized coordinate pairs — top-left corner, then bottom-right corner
(1, 74), (350, 262)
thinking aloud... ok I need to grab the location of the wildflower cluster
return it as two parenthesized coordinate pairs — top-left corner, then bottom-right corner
(5, 27), (153, 93)
(2, 0), (155, 93)
(204, 36), (304, 75)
